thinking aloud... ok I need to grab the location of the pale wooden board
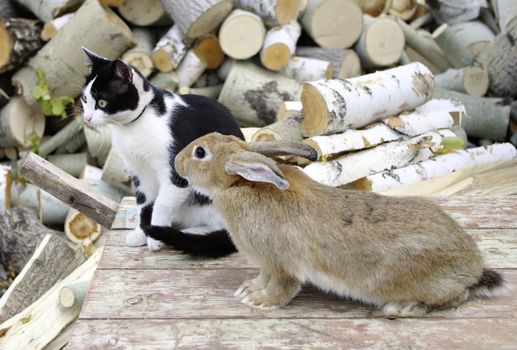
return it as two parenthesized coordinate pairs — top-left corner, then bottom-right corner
(80, 269), (517, 320)
(68, 318), (517, 350)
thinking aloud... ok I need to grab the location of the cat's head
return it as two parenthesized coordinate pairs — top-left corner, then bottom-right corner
(81, 48), (148, 127)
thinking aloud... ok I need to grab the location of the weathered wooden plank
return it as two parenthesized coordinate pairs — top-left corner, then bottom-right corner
(68, 318), (517, 349)
(20, 153), (119, 228)
(80, 269), (517, 320)
(99, 229), (517, 270)
(111, 197), (136, 230)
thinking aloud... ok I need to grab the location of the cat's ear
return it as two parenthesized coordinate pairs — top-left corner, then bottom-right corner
(82, 47), (111, 72)
(112, 60), (132, 83)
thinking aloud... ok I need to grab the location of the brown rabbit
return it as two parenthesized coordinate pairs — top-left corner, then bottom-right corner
(153, 132), (505, 318)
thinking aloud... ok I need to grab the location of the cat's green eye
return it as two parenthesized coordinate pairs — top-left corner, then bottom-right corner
(81, 95), (86, 103)
(98, 99), (108, 108)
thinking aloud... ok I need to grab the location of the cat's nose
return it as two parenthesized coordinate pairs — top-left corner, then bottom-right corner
(85, 115), (92, 123)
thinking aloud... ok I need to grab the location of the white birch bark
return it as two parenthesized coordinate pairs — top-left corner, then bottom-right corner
(279, 56), (331, 81)
(435, 67), (489, 97)
(41, 12), (74, 41)
(491, 0), (517, 31)
(14, 0), (82, 22)
(235, 0), (300, 26)
(301, 62), (435, 136)
(219, 9), (265, 60)
(0, 164), (11, 215)
(151, 24), (189, 73)
(149, 71), (179, 92)
(251, 114), (303, 142)
(260, 21), (301, 71)
(176, 49), (207, 88)
(449, 21), (495, 56)
(432, 24), (474, 68)
(117, 0), (171, 26)
(47, 152), (88, 178)
(427, 0), (488, 25)
(121, 27), (155, 78)
(296, 47), (362, 79)
(0, 97), (45, 148)
(354, 143), (517, 192)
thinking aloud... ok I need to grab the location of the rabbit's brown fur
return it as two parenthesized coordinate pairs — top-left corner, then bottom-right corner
(173, 132), (504, 317)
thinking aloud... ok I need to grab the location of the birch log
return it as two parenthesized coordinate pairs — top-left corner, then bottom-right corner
(492, 0), (517, 31)
(435, 67), (489, 97)
(160, 0), (234, 39)
(235, 0), (300, 26)
(179, 85), (223, 99)
(388, 0), (418, 20)
(47, 152), (88, 177)
(349, 143), (517, 192)
(301, 0), (363, 49)
(10, 182), (39, 216)
(149, 71), (179, 92)
(251, 114), (303, 142)
(12, 0), (135, 105)
(0, 232), (83, 321)
(39, 190), (70, 225)
(260, 21), (301, 71)
(59, 281), (89, 309)
(219, 9), (266, 60)
(475, 20), (517, 97)
(64, 127), (86, 153)
(0, 164), (11, 214)
(277, 100), (302, 121)
(84, 124), (111, 165)
(354, 15), (405, 68)
(0, 97), (45, 148)
(218, 62), (302, 126)
(434, 88), (511, 141)
(449, 21), (495, 56)
(296, 46), (361, 79)
(152, 25), (189, 73)
(432, 24), (474, 68)
(176, 49), (207, 88)
(39, 117), (83, 158)
(356, 0), (387, 17)
(101, 149), (132, 192)
(41, 12), (74, 41)
(300, 62), (435, 136)
(121, 27), (155, 78)
(14, 0), (82, 22)
(0, 18), (43, 73)
(427, 0), (488, 26)
(194, 34), (224, 69)
(279, 56), (332, 81)
(117, 0), (171, 26)
(304, 129), (456, 186)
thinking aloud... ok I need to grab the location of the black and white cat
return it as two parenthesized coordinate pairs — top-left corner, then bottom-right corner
(81, 48), (242, 257)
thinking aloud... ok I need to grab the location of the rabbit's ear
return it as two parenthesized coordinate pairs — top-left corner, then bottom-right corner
(225, 151), (289, 190)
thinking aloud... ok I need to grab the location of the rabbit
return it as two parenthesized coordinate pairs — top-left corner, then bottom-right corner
(148, 132), (506, 318)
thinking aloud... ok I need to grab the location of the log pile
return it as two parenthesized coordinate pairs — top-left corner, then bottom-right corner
(0, 0), (516, 347)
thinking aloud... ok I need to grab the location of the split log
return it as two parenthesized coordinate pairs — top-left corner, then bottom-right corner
(176, 49), (207, 88)
(0, 164), (11, 214)
(0, 97), (45, 148)
(178, 85), (223, 99)
(449, 21), (495, 56)
(235, 0), (300, 26)
(251, 114), (303, 142)
(0, 248), (102, 350)
(14, 0), (82, 22)
(0, 231), (83, 321)
(279, 56), (332, 81)
(39, 117), (83, 158)
(83, 124), (111, 166)
(435, 67), (489, 97)
(397, 18), (451, 72)
(47, 152), (88, 177)
(260, 21), (301, 71)
(59, 281), (89, 309)
(300, 62), (434, 136)
(160, 0), (233, 39)
(493, 0), (517, 32)
(19, 153), (119, 228)
(41, 12), (74, 41)
(434, 88), (511, 141)
(296, 46), (361, 79)
(219, 9), (266, 60)
(301, 0), (363, 49)
(64, 128), (86, 153)
(432, 24), (474, 68)
(218, 62), (302, 126)
(348, 143), (517, 192)
(354, 15), (405, 68)
(427, 0), (488, 26)
(149, 71), (179, 92)
(12, 0), (135, 105)
(0, 18), (43, 74)
(194, 34), (224, 69)
(151, 24), (189, 73)
(117, 0), (171, 26)
(277, 100), (302, 121)
(121, 27), (155, 78)
(475, 20), (517, 97)
(304, 129), (457, 187)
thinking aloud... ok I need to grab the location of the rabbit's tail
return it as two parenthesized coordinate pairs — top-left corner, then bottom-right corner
(143, 225), (237, 258)
(468, 268), (507, 298)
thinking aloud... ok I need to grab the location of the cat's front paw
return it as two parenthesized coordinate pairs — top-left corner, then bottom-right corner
(126, 227), (147, 247)
(147, 237), (164, 251)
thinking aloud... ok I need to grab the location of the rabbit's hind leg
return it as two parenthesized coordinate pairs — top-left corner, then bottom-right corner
(382, 301), (429, 319)
(240, 271), (301, 310)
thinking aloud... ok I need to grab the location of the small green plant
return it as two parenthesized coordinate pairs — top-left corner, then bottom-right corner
(26, 132), (41, 155)
(437, 136), (465, 155)
(32, 68), (75, 118)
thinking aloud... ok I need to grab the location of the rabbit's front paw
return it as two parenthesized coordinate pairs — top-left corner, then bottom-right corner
(234, 276), (268, 298)
(240, 289), (283, 310)
(382, 301), (428, 319)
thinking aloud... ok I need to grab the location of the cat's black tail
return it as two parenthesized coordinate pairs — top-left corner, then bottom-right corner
(142, 225), (237, 258)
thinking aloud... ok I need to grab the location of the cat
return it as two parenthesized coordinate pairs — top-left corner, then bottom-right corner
(81, 48), (242, 257)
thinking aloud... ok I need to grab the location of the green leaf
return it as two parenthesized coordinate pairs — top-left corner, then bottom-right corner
(26, 132), (41, 154)
(437, 136), (465, 155)
(20, 315), (31, 324)
(32, 68), (75, 118)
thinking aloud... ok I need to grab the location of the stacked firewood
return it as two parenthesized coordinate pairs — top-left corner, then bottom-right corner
(0, 0), (516, 348)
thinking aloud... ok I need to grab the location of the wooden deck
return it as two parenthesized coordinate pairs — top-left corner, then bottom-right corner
(68, 196), (517, 349)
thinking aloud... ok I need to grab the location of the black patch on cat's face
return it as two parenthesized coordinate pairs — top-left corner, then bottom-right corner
(84, 55), (139, 114)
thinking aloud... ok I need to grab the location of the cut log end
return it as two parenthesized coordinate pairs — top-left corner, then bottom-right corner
(339, 50), (361, 79)
(0, 22), (11, 68)
(65, 210), (101, 244)
(122, 52), (153, 77)
(341, 177), (373, 191)
(59, 286), (76, 308)
(463, 66), (489, 97)
(194, 35), (224, 69)
(276, 0), (301, 25)
(361, 17), (405, 67)
(219, 10), (265, 60)
(117, 0), (169, 26)
(261, 43), (291, 71)
(151, 49), (173, 73)
(188, 0), (233, 39)
(300, 83), (328, 136)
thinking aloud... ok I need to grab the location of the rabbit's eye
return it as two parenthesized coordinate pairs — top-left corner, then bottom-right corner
(98, 99), (108, 108)
(195, 146), (206, 159)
